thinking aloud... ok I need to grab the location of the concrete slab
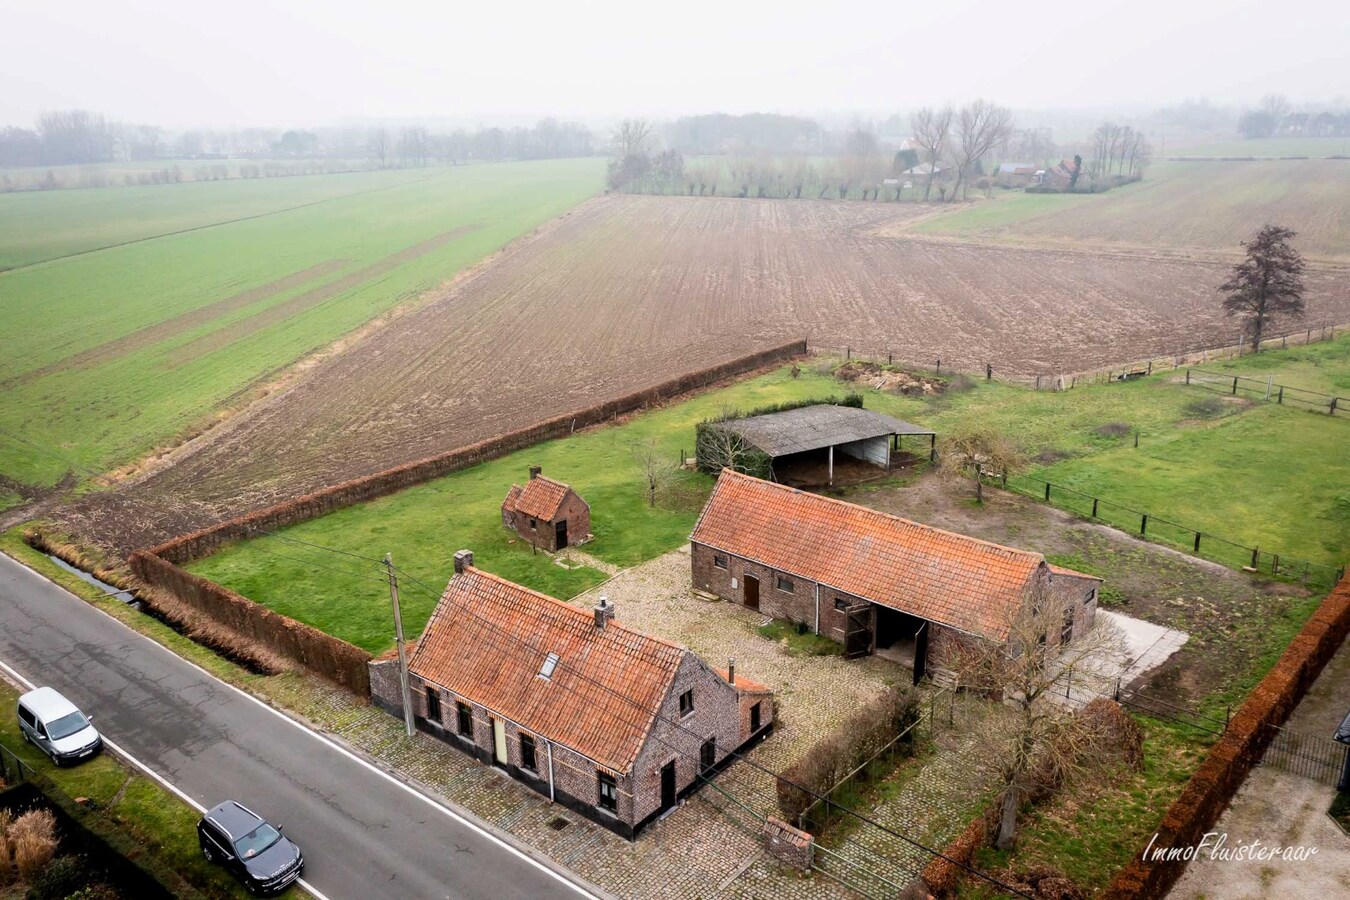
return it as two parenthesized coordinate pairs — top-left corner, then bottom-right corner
(1050, 611), (1188, 708)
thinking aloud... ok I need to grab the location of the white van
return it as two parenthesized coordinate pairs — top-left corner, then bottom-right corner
(17, 687), (102, 766)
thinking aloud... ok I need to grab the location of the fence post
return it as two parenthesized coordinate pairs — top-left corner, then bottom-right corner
(1232, 376), (1238, 395)
(1272, 554), (1280, 576)
(1278, 385), (1283, 404)
(1147, 360), (1152, 375)
(1140, 514), (1148, 535)
(846, 346), (851, 360)
(1036, 375), (1042, 390)
(1044, 482), (1051, 502)
(1091, 498), (1099, 518)
(1266, 375), (1273, 401)
(1194, 532), (1202, 553)
(1251, 547), (1260, 568)
(986, 363), (992, 381)
(936, 357), (941, 375)
(1186, 369), (1190, 385)
(1134, 432), (1139, 448)
(1331, 398), (1338, 416)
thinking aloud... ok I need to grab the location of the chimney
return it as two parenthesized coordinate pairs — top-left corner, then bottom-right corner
(453, 549), (474, 575)
(728, 657), (736, 686)
(528, 465), (542, 480)
(593, 594), (615, 630)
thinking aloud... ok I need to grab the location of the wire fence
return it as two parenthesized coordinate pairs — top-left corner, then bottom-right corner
(0, 739), (38, 785)
(987, 471), (1345, 590)
(1184, 368), (1347, 415)
(1260, 723), (1350, 786)
(809, 322), (1346, 392)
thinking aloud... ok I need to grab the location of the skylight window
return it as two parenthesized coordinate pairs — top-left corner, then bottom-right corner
(538, 652), (560, 680)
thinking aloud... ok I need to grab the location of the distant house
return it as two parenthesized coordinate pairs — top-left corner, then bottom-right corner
(369, 551), (774, 839)
(502, 466), (590, 551)
(900, 162), (947, 178)
(997, 162), (1038, 185)
(690, 471), (1101, 684)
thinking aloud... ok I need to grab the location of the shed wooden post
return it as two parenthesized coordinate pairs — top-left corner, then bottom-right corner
(828, 444), (834, 486)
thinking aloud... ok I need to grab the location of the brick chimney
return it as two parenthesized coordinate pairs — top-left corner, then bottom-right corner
(528, 465), (542, 480)
(593, 595), (615, 630)
(453, 549), (474, 574)
(728, 657), (736, 686)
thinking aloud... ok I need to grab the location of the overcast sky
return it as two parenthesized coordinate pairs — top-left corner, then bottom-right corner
(1, 0), (1345, 129)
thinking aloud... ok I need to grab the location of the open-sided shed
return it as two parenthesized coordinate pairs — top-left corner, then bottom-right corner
(707, 404), (935, 487)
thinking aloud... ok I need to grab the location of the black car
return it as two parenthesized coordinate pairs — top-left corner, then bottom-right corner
(198, 801), (303, 896)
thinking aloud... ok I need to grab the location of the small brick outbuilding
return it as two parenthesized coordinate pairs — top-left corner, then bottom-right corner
(502, 466), (590, 551)
(369, 551), (774, 839)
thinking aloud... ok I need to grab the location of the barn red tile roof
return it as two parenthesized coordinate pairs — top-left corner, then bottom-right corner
(1047, 564), (1103, 582)
(408, 568), (685, 774)
(713, 668), (772, 695)
(503, 475), (576, 521)
(691, 470), (1092, 642)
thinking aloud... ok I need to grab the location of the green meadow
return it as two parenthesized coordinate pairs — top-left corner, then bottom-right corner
(189, 335), (1350, 652)
(0, 158), (603, 494)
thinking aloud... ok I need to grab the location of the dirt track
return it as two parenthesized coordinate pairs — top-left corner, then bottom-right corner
(59, 195), (1350, 554)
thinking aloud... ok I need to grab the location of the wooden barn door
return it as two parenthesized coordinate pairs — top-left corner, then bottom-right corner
(844, 605), (874, 659)
(743, 575), (760, 610)
(555, 519), (568, 549)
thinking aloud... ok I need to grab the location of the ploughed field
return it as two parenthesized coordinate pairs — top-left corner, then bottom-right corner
(59, 194), (1349, 555)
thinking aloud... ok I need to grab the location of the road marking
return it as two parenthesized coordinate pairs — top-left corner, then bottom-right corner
(0, 554), (599, 899)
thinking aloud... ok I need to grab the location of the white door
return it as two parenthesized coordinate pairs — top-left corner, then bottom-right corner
(492, 718), (508, 766)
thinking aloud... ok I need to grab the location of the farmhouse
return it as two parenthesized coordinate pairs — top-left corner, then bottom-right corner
(700, 403), (935, 487)
(501, 466), (590, 551)
(690, 471), (1101, 683)
(369, 551), (773, 839)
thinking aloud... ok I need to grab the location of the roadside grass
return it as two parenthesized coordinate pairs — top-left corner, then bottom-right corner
(0, 680), (261, 899)
(0, 158), (603, 491)
(961, 718), (1206, 897)
(190, 336), (1349, 652)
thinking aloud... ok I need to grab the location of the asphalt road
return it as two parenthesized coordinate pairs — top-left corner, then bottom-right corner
(0, 553), (595, 900)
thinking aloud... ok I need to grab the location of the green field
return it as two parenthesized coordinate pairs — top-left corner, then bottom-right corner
(0, 159), (603, 493)
(912, 158), (1350, 261)
(189, 335), (1350, 653)
(1163, 136), (1350, 157)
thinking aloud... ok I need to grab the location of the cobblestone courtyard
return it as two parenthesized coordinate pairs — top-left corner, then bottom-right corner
(255, 547), (1007, 899)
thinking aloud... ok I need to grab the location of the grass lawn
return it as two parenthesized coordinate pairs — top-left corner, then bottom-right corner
(187, 334), (1349, 653)
(0, 158), (603, 491)
(0, 680), (263, 899)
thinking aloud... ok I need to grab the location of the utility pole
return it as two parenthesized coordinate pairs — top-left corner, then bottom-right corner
(385, 553), (414, 737)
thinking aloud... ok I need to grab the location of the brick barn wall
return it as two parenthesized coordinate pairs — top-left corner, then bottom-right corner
(556, 491), (591, 548)
(630, 653), (745, 827)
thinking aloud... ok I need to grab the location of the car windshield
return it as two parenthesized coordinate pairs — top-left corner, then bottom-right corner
(46, 710), (90, 740)
(234, 823), (282, 859)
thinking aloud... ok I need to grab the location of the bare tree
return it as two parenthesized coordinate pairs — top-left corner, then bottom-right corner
(613, 119), (653, 159)
(1221, 225), (1306, 352)
(910, 105), (953, 202)
(368, 127), (389, 169)
(946, 577), (1127, 850)
(696, 406), (758, 474)
(631, 439), (678, 508)
(952, 100), (1013, 201)
(939, 426), (1023, 503)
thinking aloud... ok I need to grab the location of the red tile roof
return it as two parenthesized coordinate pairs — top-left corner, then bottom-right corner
(691, 471), (1091, 642)
(1048, 564), (1103, 583)
(713, 668), (772, 695)
(408, 568), (684, 774)
(503, 475), (576, 521)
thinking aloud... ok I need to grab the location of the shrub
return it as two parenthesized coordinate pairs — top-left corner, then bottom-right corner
(26, 855), (92, 899)
(776, 686), (919, 822)
(0, 808), (14, 886)
(10, 809), (57, 881)
(1184, 396), (1231, 419)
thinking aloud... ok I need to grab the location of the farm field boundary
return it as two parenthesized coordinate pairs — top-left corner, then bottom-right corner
(124, 341), (805, 685)
(1101, 571), (1350, 899)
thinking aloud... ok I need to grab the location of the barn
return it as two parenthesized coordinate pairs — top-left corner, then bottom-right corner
(502, 466), (591, 551)
(689, 470), (1102, 684)
(700, 404), (935, 487)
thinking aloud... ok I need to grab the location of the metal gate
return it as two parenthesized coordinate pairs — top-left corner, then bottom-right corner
(1261, 724), (1349, 787)
(844, 605), (873, 659)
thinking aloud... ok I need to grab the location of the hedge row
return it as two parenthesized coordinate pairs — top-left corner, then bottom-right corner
(152, 339), (807, 565)
(1101, 572), (1350, 899)
(129, 551), (372, 695)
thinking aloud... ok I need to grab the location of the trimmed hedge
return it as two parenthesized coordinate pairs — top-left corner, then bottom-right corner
(694, 391), (863, 476)
(1100, 572), (1350, 899)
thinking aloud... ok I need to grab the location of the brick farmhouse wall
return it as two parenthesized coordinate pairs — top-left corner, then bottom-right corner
(126, 341), (805, 694)
(371, 649), (774, 839)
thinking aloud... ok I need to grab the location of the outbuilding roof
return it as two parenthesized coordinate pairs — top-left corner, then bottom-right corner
(713, 405), (932, 458)
(408, 568), (685, 774)
(503, 474), (577, 521)
(691, 470), (1092, 642)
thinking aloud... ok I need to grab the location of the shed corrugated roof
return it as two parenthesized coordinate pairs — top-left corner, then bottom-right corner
(409, 568), (685, 774)
(715, 405), (932, 458)
(691, 471), (1092, 642)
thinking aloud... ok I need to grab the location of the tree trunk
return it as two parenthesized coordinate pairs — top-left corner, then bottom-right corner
(975, 474), (983, 504)
(996, 786), (1019, 850)
(1252, 313), (1264, 353)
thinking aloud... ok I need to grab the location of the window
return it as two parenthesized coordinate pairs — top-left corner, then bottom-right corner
(775, 575), (794, 593)
(17, 705), (34, 727)
(713, 554), (728, 569)
(539, 652), (560, 680)
(834, 597), (849, 611)
(750, 702), (762, 733)
(598, 772), (618, 812)
(700, 738), (716, 773)
(520, 733), (537, 771)
(679, 689), (694, 717)
(1087, 588), (1098, 605)
(425, 686), (442, 723)
(456, 701), (473, 737)
(528, 518), (537, 530)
